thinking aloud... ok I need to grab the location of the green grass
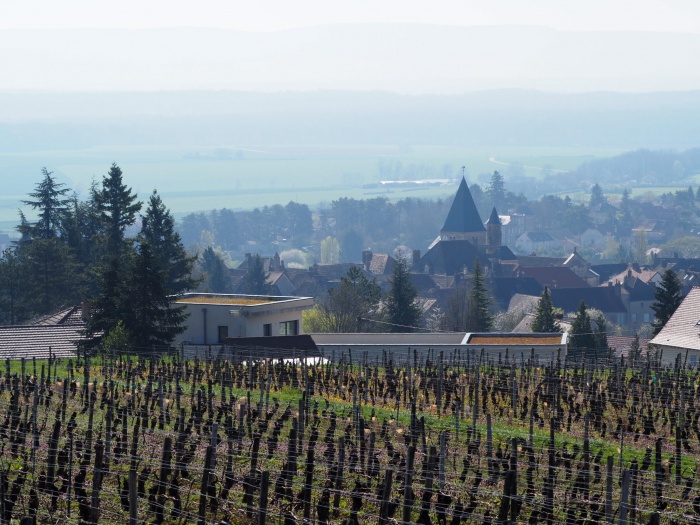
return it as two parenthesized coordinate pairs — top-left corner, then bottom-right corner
(0, 144), (623, 228)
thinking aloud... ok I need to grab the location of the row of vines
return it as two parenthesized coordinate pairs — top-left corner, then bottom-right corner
(0, 347), (698, 524)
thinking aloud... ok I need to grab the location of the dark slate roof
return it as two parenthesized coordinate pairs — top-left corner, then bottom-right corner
(550, 286), (627, 314)
(489, 246), (518, 261)
(487, 207), (500, 225)
(0, 324), (87, 359)
(410, 239), (481, 276)
(490, 277), (543, 310)
(523, 230), (556, 242)
(223, 335), (320, 359)
(626, 278), (655, 301)
(516, 256), (565, 267)
(441, 177), (486, 234)
(516, 267), (590, 289)
(410, 273), (440, 294)
(591, 263), (628, 282)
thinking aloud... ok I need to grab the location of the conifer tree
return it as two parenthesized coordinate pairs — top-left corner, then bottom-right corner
(124, 240), (188, 348)
(140, 190), (198, 295)
(592, 311), (608, 350)
(651, 269), (682, 335)
(385, 256), (421, 332)
(15, 169), (80, 316)
(321, 265), (381, 332)
(241, 254), (272, 295)
(0, 248), (26, 324)
(531, 286), (560, 333)
(466, 257), (493, 332)
(20, 168), (70, 240)
(85, 164), (142, 347)
(570, 300), (596, 350)
(200, 247), (232, 293)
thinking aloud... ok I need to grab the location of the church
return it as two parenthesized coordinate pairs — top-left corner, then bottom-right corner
(410, 177), (516, 277)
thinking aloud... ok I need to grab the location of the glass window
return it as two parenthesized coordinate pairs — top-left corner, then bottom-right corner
(263, 323), (272, 337)
(279, 320), (299, 336)
(218, 325), (228, 343)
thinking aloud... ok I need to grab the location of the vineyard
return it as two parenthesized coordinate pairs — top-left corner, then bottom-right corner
(0, 348), (699, 524)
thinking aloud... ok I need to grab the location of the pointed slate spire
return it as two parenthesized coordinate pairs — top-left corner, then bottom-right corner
(487, 206), (500, 225)
(441, 177), (485, 234)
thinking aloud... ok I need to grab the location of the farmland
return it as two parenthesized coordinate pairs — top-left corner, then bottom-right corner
(0, 144), (625, 231)
(2, 349), (699, 524)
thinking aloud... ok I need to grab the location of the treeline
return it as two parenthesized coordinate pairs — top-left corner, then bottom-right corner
(0, 165), (195, 349)
(178, 202), (314, 252)
(177, 197), (455, 263)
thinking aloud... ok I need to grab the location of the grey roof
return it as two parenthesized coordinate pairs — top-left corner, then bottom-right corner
(441, 177), (486, 234)
(0, 324), (87, 359)
(650, 286), (700, 351)
(487, 207), (500, 225)
(524, 231), (556, 243)
(410, 239), (481, 276)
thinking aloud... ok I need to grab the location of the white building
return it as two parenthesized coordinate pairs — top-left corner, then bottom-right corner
(174, 293), (314, 345)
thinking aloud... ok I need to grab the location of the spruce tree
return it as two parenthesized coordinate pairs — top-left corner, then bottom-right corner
(98, 163), (142, 255)
(592, 311), (608, 350)
(569, 300), (596, 350)
(385, 256), (421, 332)
(124, 240), (188, 349)
(0, 248), (26, 324)
(20, 168), (70, 240)
(14, 169), (80, 317)
(85, 164), (142, 347)
(200, 247), (232, 293)
(531, 286), (560, 332)
(241, 254), (272, 295)
(466, 257), (493, 332)
(651, 269), (682, 335)
(140, 190), (198, 295)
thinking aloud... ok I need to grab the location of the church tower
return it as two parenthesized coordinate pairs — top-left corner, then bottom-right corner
(440, 177), (486, 246)
(486, 206), (502, 254)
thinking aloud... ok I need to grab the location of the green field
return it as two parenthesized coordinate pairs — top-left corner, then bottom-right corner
(0, 144), (626, 231)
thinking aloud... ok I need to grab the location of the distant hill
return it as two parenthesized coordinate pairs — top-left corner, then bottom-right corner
(568, 148), (700, 188)
(1, 90), (700, 152)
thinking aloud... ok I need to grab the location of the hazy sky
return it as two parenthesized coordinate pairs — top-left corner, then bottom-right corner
(2, 0), (698, 33)
(1, 1), (699, 94)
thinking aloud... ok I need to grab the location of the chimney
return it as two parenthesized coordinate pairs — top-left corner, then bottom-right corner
(245, 252), (252, 265)
(412, 249), (421, 266)
(362, 249), (373, 271)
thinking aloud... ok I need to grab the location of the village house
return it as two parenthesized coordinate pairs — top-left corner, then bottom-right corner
(649, 286), (700, 366)
(174, 293), (314, 345)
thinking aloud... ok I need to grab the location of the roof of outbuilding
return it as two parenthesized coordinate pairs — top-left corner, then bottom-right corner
(550, 286), (627, 314)
(0, 324), (87, 360)
(650, 286), (700, 351)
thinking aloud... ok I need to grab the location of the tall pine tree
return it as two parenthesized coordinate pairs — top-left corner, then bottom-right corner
(15, 169), (80, 316)
(466, 258), (493, 332)
(569, 300), (596, 350)
(651, 269), (682, 335)
(124, 240), (188, 349)
(531, 286), (560, 333)
(385, 256), (421, 332)
(241, 254), (272, 295)
(85, 164), (142, 347)
(140, 190), (198, 295)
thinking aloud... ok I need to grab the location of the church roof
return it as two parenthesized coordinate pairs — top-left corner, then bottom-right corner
(441, 177), (486, 234)
(487, 207), (500, 225)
